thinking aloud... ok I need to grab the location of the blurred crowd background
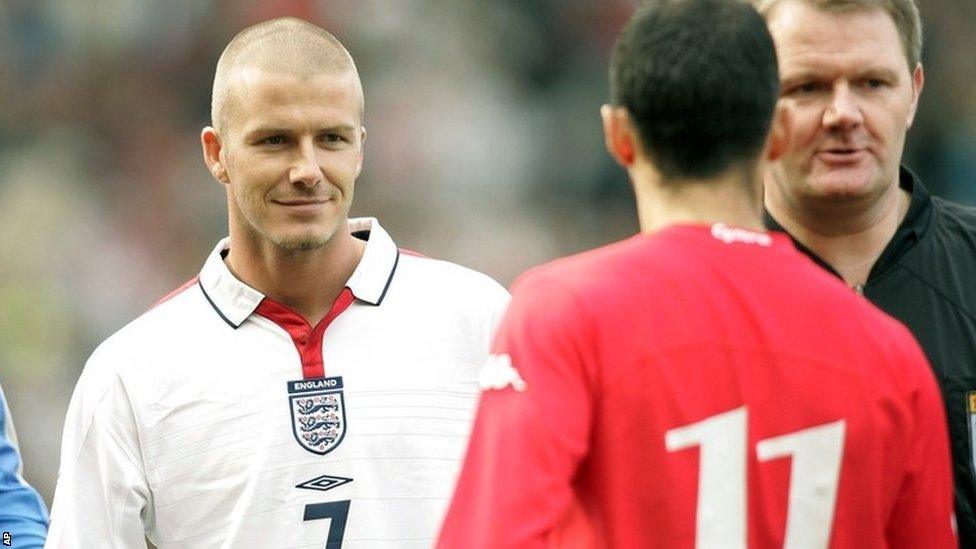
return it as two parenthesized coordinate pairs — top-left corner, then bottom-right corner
(1, 0), (974, 506)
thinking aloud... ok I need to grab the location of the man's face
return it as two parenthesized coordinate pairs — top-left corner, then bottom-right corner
(217, 68), (364, 252)
(765, 1), (922, 207)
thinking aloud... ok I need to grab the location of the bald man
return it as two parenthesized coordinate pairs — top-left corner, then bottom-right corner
(45, 18), (508, 548)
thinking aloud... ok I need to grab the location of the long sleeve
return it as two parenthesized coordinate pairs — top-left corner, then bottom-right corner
(886, 337), (957, 547)
(438, 273), (594, 548)
(45, 347), (152, 549)
(0, 383), (49, 549)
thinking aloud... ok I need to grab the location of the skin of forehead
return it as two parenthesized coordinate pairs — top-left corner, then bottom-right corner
(212, 34), (363, 135)
(769, 1), (909, 76)
(765, 0), (915, 70)
(217, 66), (364, 137)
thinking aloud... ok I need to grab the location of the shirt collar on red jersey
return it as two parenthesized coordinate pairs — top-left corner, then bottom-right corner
(198, 217), (399, 328)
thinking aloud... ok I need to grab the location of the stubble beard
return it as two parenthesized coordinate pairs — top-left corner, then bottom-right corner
(270, 219), (342, 254)
(230, 189), (348, 255)
(271, 232), (329, 253)
(273, 235), (323, 252)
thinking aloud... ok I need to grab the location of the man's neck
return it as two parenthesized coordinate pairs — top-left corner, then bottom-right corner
(634, 164), (765, 234)
(225, 225), (366, 326)
(766, 179), (911, 287)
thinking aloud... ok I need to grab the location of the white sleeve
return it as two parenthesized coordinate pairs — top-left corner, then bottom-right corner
(45, 347), (152, 549)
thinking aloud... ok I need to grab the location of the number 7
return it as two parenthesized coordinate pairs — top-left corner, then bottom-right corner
(665, 407), (845, 549)
(304, 500), (351, 549)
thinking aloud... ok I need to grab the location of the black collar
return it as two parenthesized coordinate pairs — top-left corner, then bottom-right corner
(763, 166), (934, 282)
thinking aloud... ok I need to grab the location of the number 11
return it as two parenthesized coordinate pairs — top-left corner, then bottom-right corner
(665, 407), (845, 549)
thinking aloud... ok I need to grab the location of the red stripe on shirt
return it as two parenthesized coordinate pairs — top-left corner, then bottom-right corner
(398, 247), (427, 258)
(255, 287), (356, 379)
(150, 276), (200, 310)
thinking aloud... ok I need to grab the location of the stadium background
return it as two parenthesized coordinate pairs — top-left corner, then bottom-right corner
(1, 0), (974, 507)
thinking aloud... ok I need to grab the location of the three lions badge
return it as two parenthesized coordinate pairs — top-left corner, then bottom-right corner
(288, 376), (347, 455)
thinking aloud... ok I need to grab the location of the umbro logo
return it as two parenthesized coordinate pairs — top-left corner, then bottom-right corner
(478, 353), (527, 392)
(295, 474), (354, 493)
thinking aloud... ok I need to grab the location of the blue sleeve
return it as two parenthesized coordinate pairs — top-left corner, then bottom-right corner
(0, 384), (49, 548)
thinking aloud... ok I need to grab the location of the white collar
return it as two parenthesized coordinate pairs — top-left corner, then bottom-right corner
(198, 217), (399, 328)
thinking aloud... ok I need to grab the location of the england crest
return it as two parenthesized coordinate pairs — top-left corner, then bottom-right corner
(288, 376), (347, 456)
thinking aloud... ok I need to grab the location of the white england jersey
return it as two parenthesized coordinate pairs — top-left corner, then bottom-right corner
(46, 218), (509, 549)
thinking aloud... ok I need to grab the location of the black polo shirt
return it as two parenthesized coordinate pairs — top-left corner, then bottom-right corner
(766, 166), (976, 545)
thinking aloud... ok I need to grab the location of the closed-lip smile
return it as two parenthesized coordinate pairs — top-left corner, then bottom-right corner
(274, 198), (330, 206)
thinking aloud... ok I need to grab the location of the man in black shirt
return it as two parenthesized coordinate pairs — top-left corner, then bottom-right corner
(752, 0), (976, 542)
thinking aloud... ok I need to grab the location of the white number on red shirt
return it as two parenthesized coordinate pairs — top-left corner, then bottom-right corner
(665, 407), (845, 549)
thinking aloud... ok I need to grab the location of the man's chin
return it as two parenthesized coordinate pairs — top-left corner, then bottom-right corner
(273, 234), (331, 252)
(805, 174), (879, 202)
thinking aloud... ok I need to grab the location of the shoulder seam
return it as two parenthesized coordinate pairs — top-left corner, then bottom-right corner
(150, 276), (200, 311)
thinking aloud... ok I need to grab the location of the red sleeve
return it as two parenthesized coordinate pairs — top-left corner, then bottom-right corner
(886, 335), (957, 547)
(438, 272), (594, 549)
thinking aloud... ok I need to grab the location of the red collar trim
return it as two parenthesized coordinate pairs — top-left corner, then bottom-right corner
(254, 287), (356, 379)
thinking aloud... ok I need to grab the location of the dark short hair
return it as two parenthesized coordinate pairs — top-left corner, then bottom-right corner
(610, 0), (779, 180)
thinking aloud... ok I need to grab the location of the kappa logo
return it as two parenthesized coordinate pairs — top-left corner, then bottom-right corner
(288, 376), (348, 456)
(479, 353), (527, 392)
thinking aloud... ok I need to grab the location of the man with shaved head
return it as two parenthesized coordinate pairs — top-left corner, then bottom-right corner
(45, 17), (508, 548)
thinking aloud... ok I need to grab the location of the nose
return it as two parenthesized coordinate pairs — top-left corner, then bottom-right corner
(823, 82), (863, 131)
(289, 138), (322, 188)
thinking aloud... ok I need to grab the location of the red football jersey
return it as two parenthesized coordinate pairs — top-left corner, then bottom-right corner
(438, 224), (954, 549)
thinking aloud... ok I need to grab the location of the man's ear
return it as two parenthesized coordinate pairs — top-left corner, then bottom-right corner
(600, 104), (637, 168)
(906, 63), (924, 128)
(357, 126), (367, 175)
(766, 103), (792, 163)
(201, 127), (230, 185)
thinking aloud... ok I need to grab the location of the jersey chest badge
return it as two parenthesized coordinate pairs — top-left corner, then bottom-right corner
(288, 376), (348, 456)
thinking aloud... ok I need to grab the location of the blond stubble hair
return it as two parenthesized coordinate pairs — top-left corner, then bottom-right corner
(210, 17), (364, 135)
